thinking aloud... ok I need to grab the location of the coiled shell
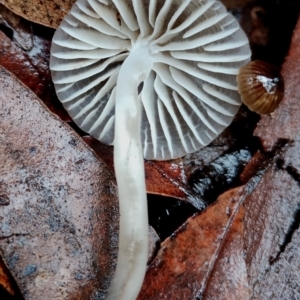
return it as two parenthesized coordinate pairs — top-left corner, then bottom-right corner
(237, 60), (284, 114)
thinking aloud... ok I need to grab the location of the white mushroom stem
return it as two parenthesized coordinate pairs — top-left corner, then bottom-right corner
(106, 44), (153, 300)
(50, 1), (251, 298)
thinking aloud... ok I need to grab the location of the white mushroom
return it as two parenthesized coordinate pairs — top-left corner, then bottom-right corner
(50, 0), (251, 299)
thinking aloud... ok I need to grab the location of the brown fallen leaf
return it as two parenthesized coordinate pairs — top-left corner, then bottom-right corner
(0, 0), (256, 30)
(0, 0), (76, 28)
(204, 136), (300, 299)
(242, 15), (300, 299)
(254, 16), (300, 151)
(138, 154), (300, 299)
(203, 201), (250, 299)
(0, 66), (119, 299)
(240, 150), (266, 184)
(242, 145), (300, 299)
(138, 13), (300, 300)
(0, 25), (70, 121)
(0, 258), (16, 296)
(148, 226), (160, 265)
(0, 4), (33, 51)
(137, 186), (252, 299)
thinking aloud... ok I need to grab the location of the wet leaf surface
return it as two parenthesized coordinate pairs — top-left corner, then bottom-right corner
(0, 67), (119, 299)
(147, 226), (160, 265)
(137, 12), (300, 299)
(242, 145), (300, 300)
(0, 4), (33, 51)
(239, 150), (267, 184)
(137, 186), (252, 299)
(1, 0), (300, 299)
(0, 0), (76, 28)
(0, 258), (17, 297)
(0, 15), (70, 121)
(138, 145), (300, 299)
(243, 17), (300, 298)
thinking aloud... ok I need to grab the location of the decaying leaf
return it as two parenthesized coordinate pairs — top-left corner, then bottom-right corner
(0, 0), (76, 28)
(242, 144), (300, 300)
(0, 0), (258, 30)
(240, 150), (266, 184)
(252, 227), (300, 299)
(137, 14), (300, 299)
(0, 66), (119, 299)
(137, 186), (251, 300)
(254, 16), (300, 151)
(0, 3), (33, 51)
(203, 202), (250, 299)
(148, 226), (160, 265)
(0, 258), (15, 296)
(138, 154), (300, 299)
(243, 16), (300, 299)
(0, 28), (70, 121)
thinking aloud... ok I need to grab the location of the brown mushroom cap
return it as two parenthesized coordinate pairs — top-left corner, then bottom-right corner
(237, 60), (284, 114)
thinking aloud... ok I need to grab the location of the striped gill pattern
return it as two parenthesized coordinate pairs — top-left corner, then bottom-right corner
(50, 0), (251, 160)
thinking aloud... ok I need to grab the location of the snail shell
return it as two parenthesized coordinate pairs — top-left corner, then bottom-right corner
(237, 60), (284, 114)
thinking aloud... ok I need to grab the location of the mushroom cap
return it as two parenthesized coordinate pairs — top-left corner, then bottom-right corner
(237, 60), (284, 115)
(50, 0), (251, 160)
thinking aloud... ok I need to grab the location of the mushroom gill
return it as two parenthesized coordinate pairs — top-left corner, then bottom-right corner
(50, 0), (251, 299)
